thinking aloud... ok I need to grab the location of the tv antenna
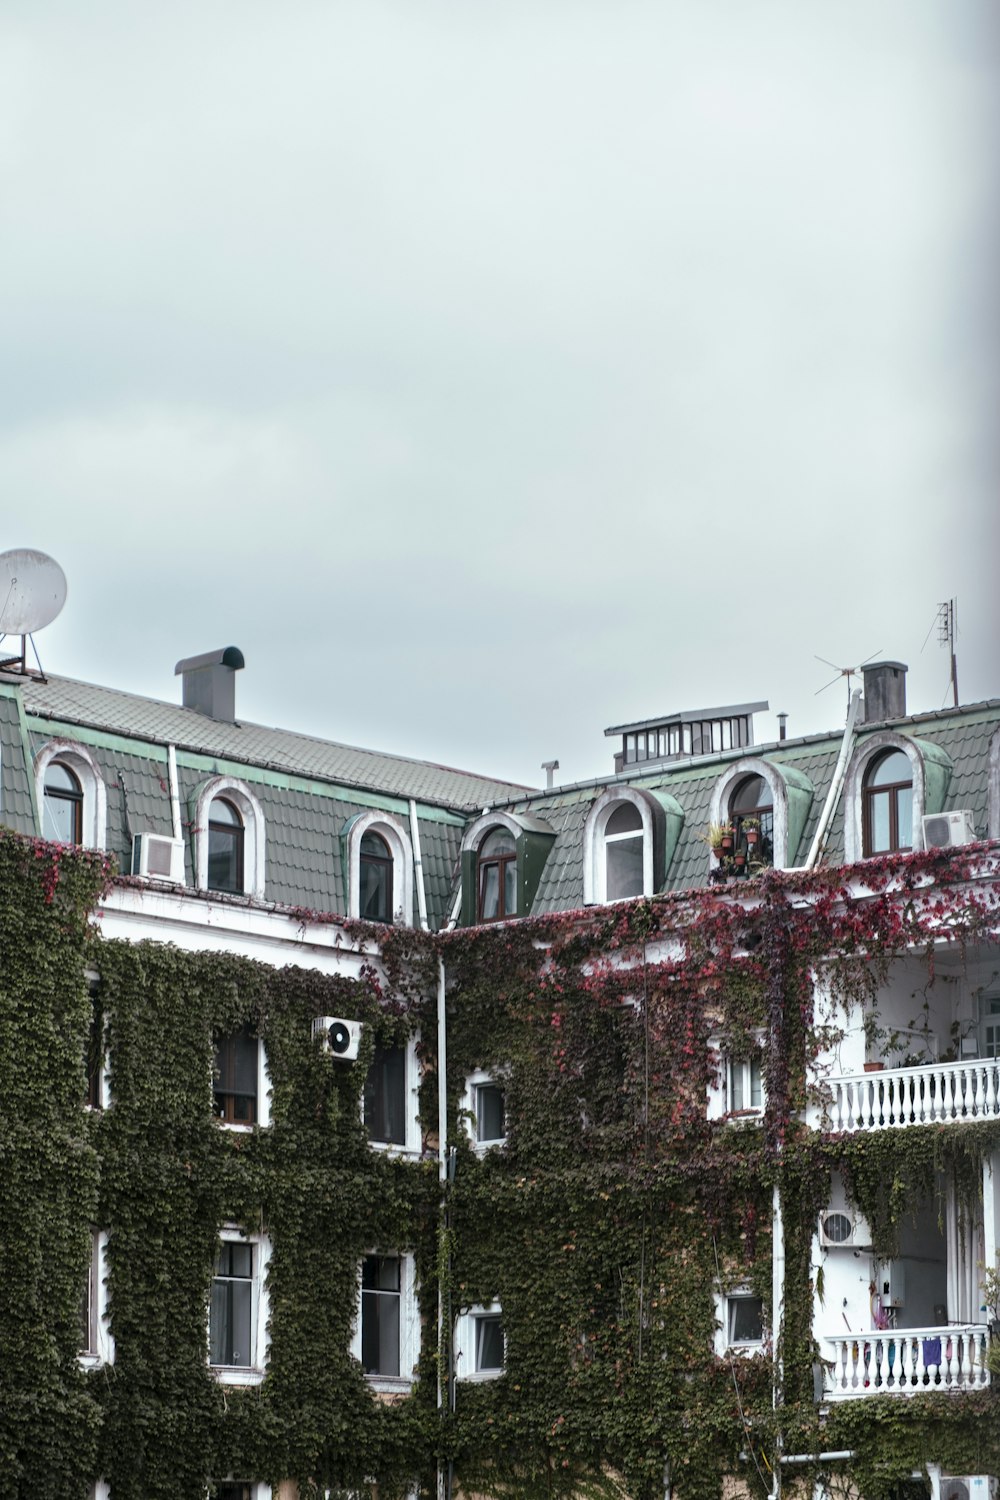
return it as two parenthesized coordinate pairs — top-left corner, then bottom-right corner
(0, 548), (68, 680)
(814, 649), (882, 716)
(938, 599), (958, 708)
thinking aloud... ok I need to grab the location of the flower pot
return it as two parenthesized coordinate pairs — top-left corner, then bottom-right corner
(720, 836), (734, 853)
(745, 830), (759, 846)
(863, 1062), (885, 1073)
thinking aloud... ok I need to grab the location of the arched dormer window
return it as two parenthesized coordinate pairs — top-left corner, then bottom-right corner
(708, 758), (812, 874)
(583, 788), (664, 904)
(843, 734), (951, 864)
(34, 741), (107, 851)
(346, 812), (414, 926)
(862, 749), (913, 855)
(729, 775), (774, 866)
(478, 828), (516, 922)
(194, 778), (266, 898)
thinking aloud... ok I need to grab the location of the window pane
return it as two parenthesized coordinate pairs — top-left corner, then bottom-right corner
(361, 1256), (400, 1377)
(480, 865), (499, 920)
(897, 786), (913, 849)
(730, 1297), (763, 1344)
(476, 1083), (505, 1143)
(730, 1060), (744, 1112)
(214, 1030), (258, 1125)
(731, 776), (769, 815)
(210, 1251), (252, 1366)
(480, 829), (515, 857)
(869, 790), (890, 853)
(364, 1044), (406, 1145)
(606, 837), (644, 901)
(869, 750), (910, 788)
(360, 855), (392, 923)
(606, 802), (642, 836)
(476, 1314), (504, 1372)
(503, 860), (517, 917)
(43, 788), (80, 844)
(750, 1058), (763, 1109)
(208, 827), (242, 893)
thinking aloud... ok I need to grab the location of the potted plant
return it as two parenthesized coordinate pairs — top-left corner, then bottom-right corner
(719, 822), (735, 853)
(742, 817), (760, 847)
(703, 823), (729, 857)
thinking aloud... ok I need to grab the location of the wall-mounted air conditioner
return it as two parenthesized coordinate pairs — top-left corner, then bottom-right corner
(131, 833), (185, 883)
(921, 810), (976, 851)
(311, 1016), (362, 1062)
(818, 1209), (872, 1249)
(941, 1477), (998, 1500)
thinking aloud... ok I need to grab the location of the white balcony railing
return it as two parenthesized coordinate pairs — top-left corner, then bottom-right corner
(823, 1325), (991, 1399)
(822, 1058), (1000, 1133)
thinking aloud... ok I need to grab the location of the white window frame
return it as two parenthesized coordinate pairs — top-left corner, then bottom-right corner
(194, 777), (266, 899)
(462, 1069), (507, 1154)
(34, 740), (107, 851)
(706, 1036), (765, 1122)
(455, 1301), (505, 1382)
(362, 1032), (421, 1156)
(350, 1250), (420, 1393)
(843, 733), (925, 864)
(583, 789), (655, 904)
(213, 1032), (271, 1133)
(85, 972), (111, 1111)
(346, 810), (414, 927)
(713, 1284), (766, 1358)
(209, 1226), (271, 1386)
(79, 1229), (114, 1369)
(708, 759), (787, 872)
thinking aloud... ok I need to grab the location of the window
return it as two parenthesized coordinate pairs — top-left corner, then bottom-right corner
(213, 1027), (262, 1126)
(34, 741), (107, 850)
(43, 760), (83, 844)
(455, 1302), (505, 1380)
(863, 749), (913, 855)
(194, 777), (266, 898)
(364, 1043), (405, 1146)
(604, 802), (644, 900)
(79, 1231), (113, 1367)
(583, 789), (662, 904)
(352, 1252), (419, 1388)
(209, 1229), (270, 1383)
(726, 1292), (764, 1350)
(208, 797), (244, 893)
(729, 775), (773, 868)
(982, 995), (1000, 1058)
(727, 1056), (763, 1115)
(359, 831), (393, 923)
(478, 829), (516, 922)
(463, 1070), (507, 1152)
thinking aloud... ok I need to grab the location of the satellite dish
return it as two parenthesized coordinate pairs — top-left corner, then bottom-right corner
(0, 549), (67, 635)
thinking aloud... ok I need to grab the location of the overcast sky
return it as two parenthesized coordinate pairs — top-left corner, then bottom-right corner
(1, 1), (998, 789)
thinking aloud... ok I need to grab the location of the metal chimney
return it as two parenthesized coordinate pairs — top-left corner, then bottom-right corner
(174, 647), (245, 721)
(861, 661), (907, 724)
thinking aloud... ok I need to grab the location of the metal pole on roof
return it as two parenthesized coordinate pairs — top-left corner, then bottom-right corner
(408, 799), (429, 931)
(803, 689), (862, 869)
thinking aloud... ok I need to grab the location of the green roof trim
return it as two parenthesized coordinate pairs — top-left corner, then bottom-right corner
(15, 692), (40, 835)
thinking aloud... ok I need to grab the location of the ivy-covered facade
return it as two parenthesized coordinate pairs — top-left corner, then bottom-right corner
(2, 652), (1000, 1500)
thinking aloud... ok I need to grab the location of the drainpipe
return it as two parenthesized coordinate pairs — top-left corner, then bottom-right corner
(803, 689), (861, 869)
(166, 744), (182, 841)
(780, 1452), (855, 1465)
(408, 799), (429, 932)
(436, 956), (451, 1500)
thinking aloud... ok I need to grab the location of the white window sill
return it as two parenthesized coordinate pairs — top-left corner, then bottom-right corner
(78, 1352), (107, 1370)
(457, 1368), (504, 1383)
(367, 1139), (421, 1158)
(726, 1342), (766, 1357)
(364, 1374), (415, 1395)
(211, 1365), (266, 1387)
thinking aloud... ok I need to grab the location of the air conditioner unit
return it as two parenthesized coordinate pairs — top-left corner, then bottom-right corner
(941, 1477), (997, 1500)
(921, 810), (976, 851)
(818, 1209), (872, 1249)
(131, 833), (185, 883)
(311, 1016), (362, 1062)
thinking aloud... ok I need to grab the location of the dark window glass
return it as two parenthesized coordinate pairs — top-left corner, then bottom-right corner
(729, 1295), (763, 1345)
(216, 1486), (252, 1500)
(85, 984), (103, 1109)
(478, 829), (516, 922)
(210, 1241), (253, 1366)
(359, 831), (393, 923)
(43, 761), (83, 845)
(730, 776), (774, 866)
(476, 1082), (505, 1144)
(863, 751), (913, 855)
(604, 800), (644, 900)
(80, 1239), (95, 1353)
(208, 797), (244, 893)
(214, 1028), (258, 1124)
(475, 1312), (504, 1372)
(361, 1254), (401, 1377)
(364, 1044), (406, 1145)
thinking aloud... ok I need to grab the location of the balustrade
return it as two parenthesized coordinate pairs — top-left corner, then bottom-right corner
(823, 1325), (990, 1398)
(822, 1058), (1000, 1133)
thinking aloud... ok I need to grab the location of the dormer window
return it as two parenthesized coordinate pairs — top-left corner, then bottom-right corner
(478, 829), (516, 922)
(359, 831), (393, 923)
(43, 761), (83, 845)
(729, 775), (773, 867)
(603, 802), (644, 900)
(863, 749), (913, 855)
(208, 797), (244, 893)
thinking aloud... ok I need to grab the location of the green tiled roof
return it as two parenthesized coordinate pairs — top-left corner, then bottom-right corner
(0, 690), (36, 836)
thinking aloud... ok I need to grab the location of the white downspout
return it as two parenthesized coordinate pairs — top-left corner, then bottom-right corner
(408, 799), (429, 932)
(803, 689), (861, 869)
(167, 744), (182, 840)
(437, 955), (449, 1500)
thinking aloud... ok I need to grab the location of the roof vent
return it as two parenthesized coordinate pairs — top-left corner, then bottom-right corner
(174, 646), (245, 722)
(861, 661), (907, 724)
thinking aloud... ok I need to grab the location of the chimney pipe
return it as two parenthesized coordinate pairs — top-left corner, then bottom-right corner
(541, 759), (559, 790)
(861, 661), (907, 724)
(174, 646), (245, 722)
(777, 713), (788, 742)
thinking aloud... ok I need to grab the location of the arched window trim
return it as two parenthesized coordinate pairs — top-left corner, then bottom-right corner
(843, 733), (925, 864)
(583, 788), (656, 904)
(194, 777), (266, 898)
(708, 759), (788, 872)
(34, 740), (107, 851)
(346, 811), (414, 927)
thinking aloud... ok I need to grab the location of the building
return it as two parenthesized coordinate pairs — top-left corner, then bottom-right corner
(1, 648), (999, 1500)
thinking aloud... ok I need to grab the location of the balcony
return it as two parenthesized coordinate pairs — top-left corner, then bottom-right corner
(822, 1326), (990, 1399)
(820, 1058), (1000, 1134)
